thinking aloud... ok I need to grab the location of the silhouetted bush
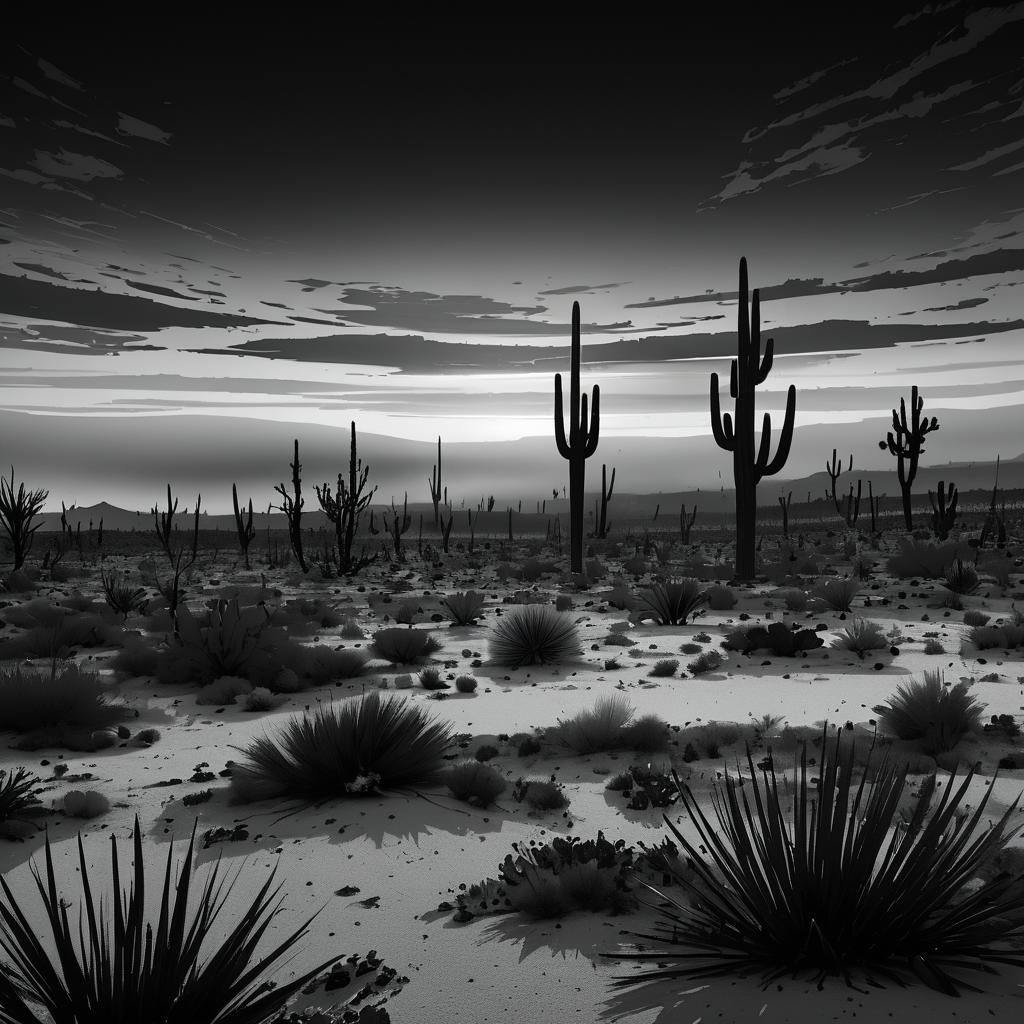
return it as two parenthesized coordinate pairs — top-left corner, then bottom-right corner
(443, 760), (507, 807)
(489, 605), (582, 668)
(368, 627), (442, 664)
(636, 579), (706, 626)
(0, 660), (130, 734)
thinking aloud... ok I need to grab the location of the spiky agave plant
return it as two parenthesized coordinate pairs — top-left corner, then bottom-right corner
(635, 579), (706, 626)
(604, 722), (1024, 996)
(488, 605), (583, 668)
(0, 816), (339, 1024)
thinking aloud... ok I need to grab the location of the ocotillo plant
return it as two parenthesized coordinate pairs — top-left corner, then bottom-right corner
(272, 439), (308, 572)
(554, 300), (600, 574)
(150, 485), (200, 624)
(977, 455), (1006, 552)
(385, 492), (411, 562)
(778, 491), (792, 538)
(825, 449), (852, 518)
(0, 467), (48, 571)
(710, 258), (796, 580)
(867, 480), (884, 534)
(928, 479), (958, 541)
(315, 421), (378, 575)
(679, 503), (697, 544)
(231, 483), (256, 570)
(595, 464), (615, 538)
(879, 385), (939, 532)
(428, 436), (442, 527)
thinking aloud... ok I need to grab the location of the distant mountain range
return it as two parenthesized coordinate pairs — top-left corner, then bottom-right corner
(38, 451), (1022, 533)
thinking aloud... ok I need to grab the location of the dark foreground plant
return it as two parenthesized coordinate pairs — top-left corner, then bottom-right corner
(0, 816), (338, 1024)
(0, 768), (47, 840)
(604, 722), (1024, 996)
(0, 660), (130, 734)
(489, 605), (582, 668)
(229, 690), (453, 803)
(635, 579), (706, 625)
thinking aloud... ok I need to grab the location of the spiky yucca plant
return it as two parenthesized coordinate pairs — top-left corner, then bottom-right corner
(553, 694), (635, 754)
(635, 579), (706, 626)
(488, 605), (583, 668)
(442, 591), (486, 625)
(0, 816), (338, 1024)
(813, 576), (860, 612)
(229, 690), (454, 803)
(605, 723), (1024, 996)
(872, 670), (986, 755)
(831, 617), (889, 659)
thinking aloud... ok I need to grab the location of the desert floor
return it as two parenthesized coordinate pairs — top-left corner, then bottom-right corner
(2, 533), (1024, 1023)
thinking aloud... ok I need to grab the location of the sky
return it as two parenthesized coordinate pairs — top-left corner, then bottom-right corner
(2, 6), (1024, 512)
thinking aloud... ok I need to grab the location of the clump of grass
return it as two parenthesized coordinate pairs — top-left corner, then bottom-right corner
(368, 627), (442, 664)
(621, 714), (671, 753)
(813, 577), (860, 612)
(922, 637), (945, 655)
(705, 584), (736, 610)
(679, 642), (703, 655)
(442, 591), (486, 625)
(687, 649), (723, 675)
(780, 589), (809, 612)
(229, 691), (454, 803)
(872, 670), (987, 755)
(513, 734), (541, 757)
(648, 658), (679, 678)
(830, 618), (889, 659)
(967, 623), (1024, 651)
(243, 686), (285, 712)
(519, 779), (569, 811)
(475, 743), (498, 761)
(100, 569), (149, 620)
(944, 558), (980, 595)
(0, 660), (130, 734)
(419, 666), (448, 689)
(443, 760), (507, 807)
(962, 609), (990, 627)
(636, 579), (706, 625)
(489, 605), (582, 668)
(195, 676), (253, 705)
(455, 675), (478, 693)
(552, 695), (636, 754)
(62, 790), (111, 819)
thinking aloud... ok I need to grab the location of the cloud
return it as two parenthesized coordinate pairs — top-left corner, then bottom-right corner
(37, 59), (84, 91)
(0, 273), (285, 331)
(116, 112), (172, 144)
(920, 297), (988, 312)
(314, 285), (629, 335)
(536, 282), (628, 296)
(287, 278), (339, 291)
(51, 119), (122, 145)
(28, 148), (123, 181)
(948, 137), (1024, 171)
(0, 323), (161, 356)
(125, 281), (200, 301)
(627, 277), (834, 308)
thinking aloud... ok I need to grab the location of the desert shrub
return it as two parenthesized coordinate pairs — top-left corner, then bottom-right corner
(968, 623), (1024, 650)
(648, 658), (679, 678)
(1, 569), (36, 593)
(0, 816), (336, 1022)
(133, 727), (161, 745)
(100, 569), (149, 620)
(442, 590), (486, 625)
(724, 621), (824, 657)
(962, 609), (990, 627)
(606, 772), (634, 791)
(0, 768), (47, 839)
(455, 674), (478, 693)
(552, 695), (635, 754)
(554, 594), (574, 612)
(886, 537), (973, 579)
(519, 779), (569, 811)
(679, 642), (703, 655)
(489, 605), (582, 668)
(0, 609), (121, 660)
(182, 789), (213, 807)
(606, 723), (1024, 996)
(687, 649), (723, 675)
(621, 714), (671, 753)
(110, 636), (163, 678)
(813, 577), (860, 612)
(604, 584), (635, 610)
(922, 638), (945, 655)
(691, 631), (712, 643)
(339, 615), (365, 639)
(0, 660), (129, 734)
(944, 558), (979, 595)
(513, 734), (542, 756)
(872, 670), (987, 755)
(444, 760), (508, 807)
(475, 743), (498, 761)
(62, 790), (111, 819)
(274, 597), (346, 635)
(229, 691), (453, 803)
(699, 722), (743, 758)
(636, 579), (706, 626)
(623, 557), (647, 575)
(705, 584), (736, 610)
(195, 676), (253, 705)
(243, 686), (285, 712)
(830, 618), (889, 659)
(419, 666), (448, 689)
(368, 627), (442, 664)
(779, 589), (809, 612)
(978, 556), (1012, 587)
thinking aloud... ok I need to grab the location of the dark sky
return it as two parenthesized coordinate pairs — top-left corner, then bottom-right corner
(3, 6), (1024, 510)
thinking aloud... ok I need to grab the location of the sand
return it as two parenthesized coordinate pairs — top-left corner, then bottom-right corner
(1, 539), (1024, 1023)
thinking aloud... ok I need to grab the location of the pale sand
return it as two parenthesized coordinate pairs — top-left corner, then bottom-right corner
(2, 555), (1024, 1023)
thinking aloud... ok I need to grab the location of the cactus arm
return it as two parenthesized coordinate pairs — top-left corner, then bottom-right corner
(757, 336), (774, 385)
(584, 386), (600, 457)
(554, 374), (572, 459)
(710, 373), (735, 451)
(758, 384), (796, 479)
(729, 360), (738, 399)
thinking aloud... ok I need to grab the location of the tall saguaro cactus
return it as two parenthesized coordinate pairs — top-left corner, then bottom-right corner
(879, 385), (939, 533)
(710, 258), (796, 581)
(554, 301), (600, 574)
(427, 436), (442, 528)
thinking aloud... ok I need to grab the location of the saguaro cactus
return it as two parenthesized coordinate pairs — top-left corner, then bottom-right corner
(595, 464), (615, 538)
(231, 483), (256, 570)
(554, 301), (600, 574)
(710, 258), (796, 581)
(928, 480), (958, 540)
(879, 385), (939, 532)
(428, 437), (442, 528)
